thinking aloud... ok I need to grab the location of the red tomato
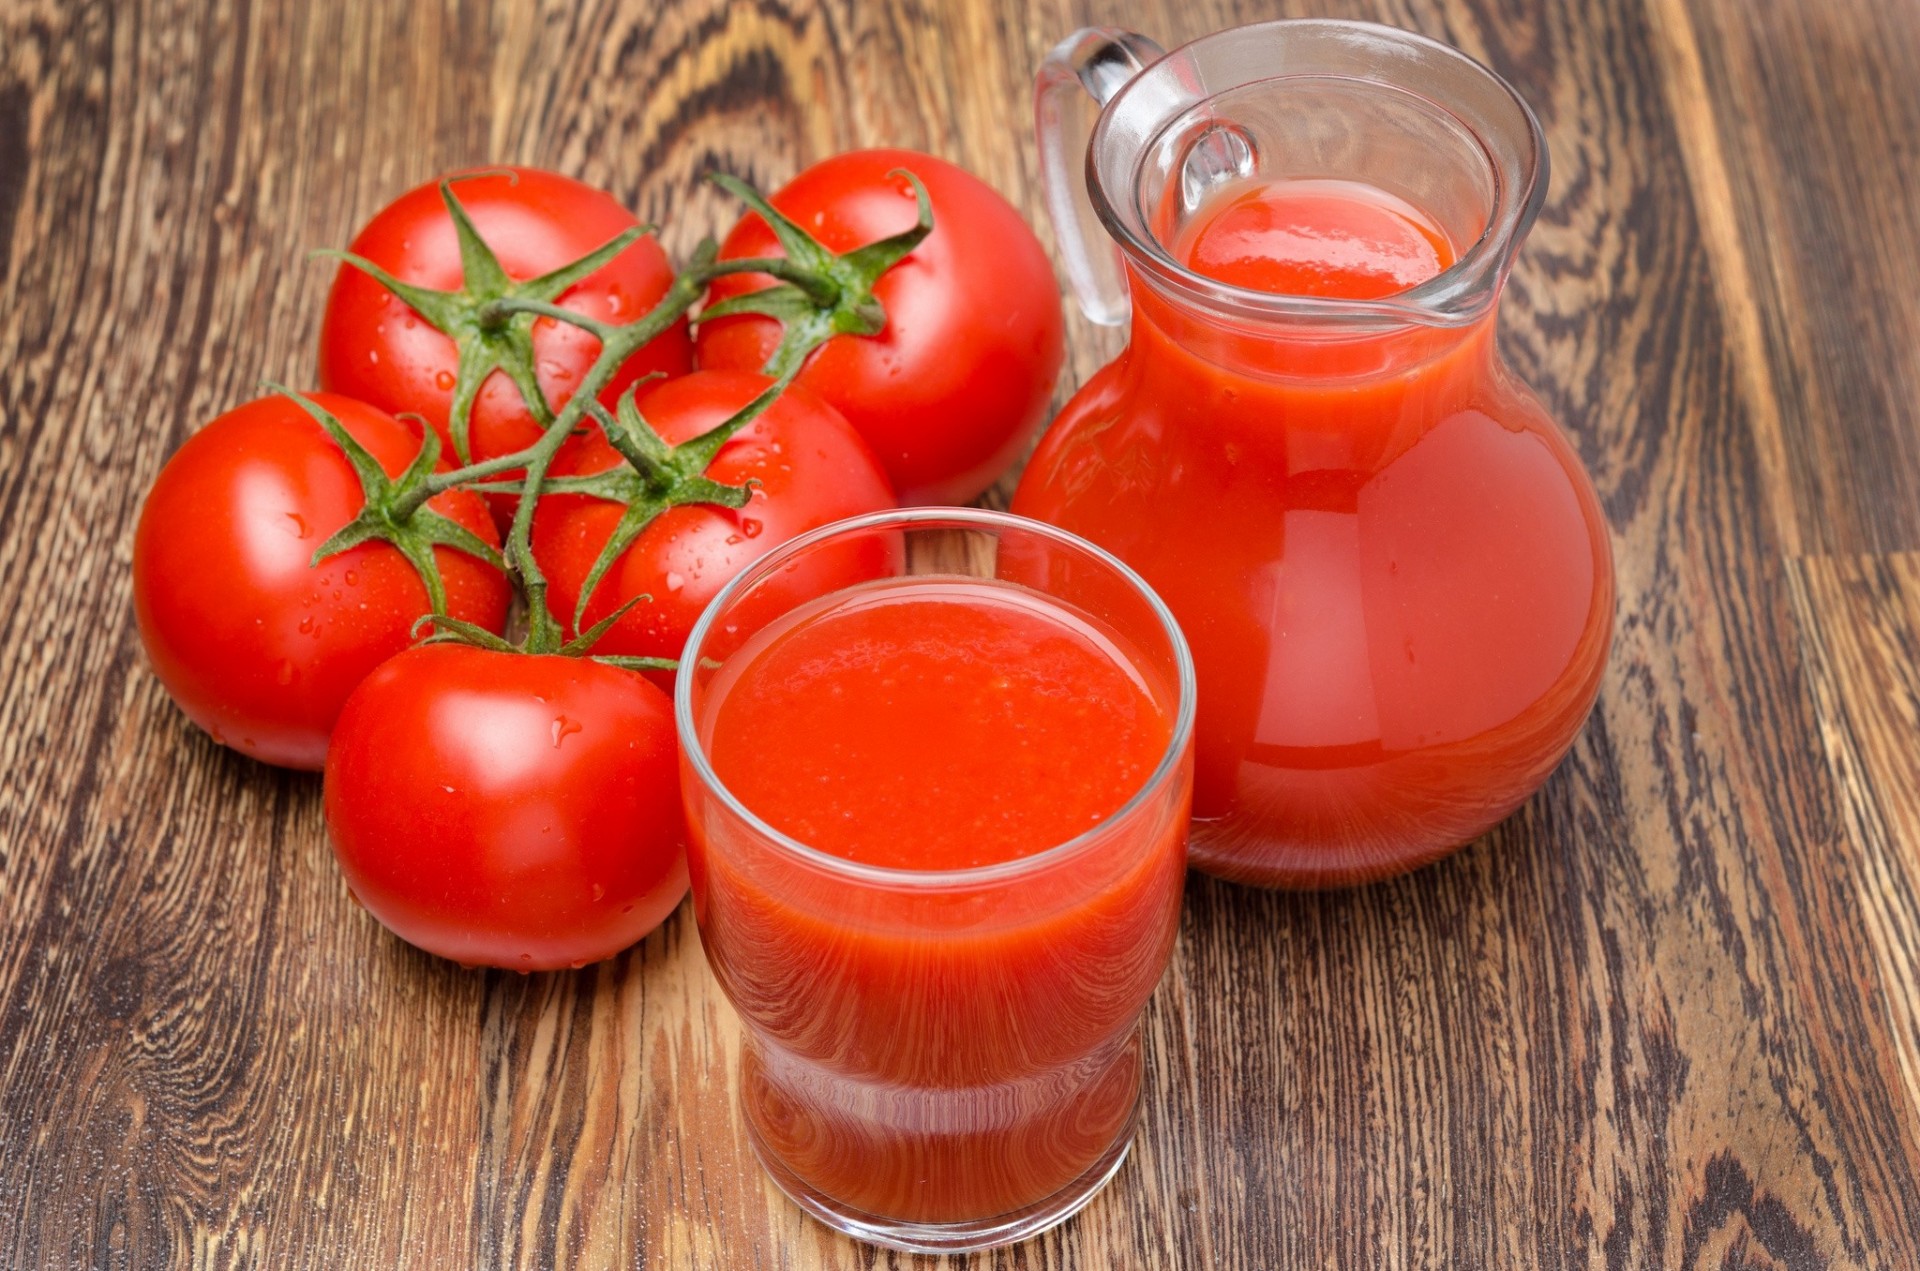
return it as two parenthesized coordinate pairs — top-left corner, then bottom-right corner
(697, 149), (1065, 505)
(533, 369), (897, 663)
(324, 644), (686, 970)
(318, 166), (691, 469)
(132, 394), (509, 770)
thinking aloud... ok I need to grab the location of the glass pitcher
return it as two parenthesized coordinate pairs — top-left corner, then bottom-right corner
(1016, 20), (1615, 887)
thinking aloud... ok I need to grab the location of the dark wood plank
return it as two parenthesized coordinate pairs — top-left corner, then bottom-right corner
(0, 1), (510, 1267)
(1660, 0), (1920, 555)
(1785, 553), (1920, 1156)
(2, 0), (1918, 1268)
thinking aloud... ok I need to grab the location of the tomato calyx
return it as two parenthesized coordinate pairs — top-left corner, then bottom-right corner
(271, 386), (503, 616)
(474, 373), (791, 637)
(381, 242), (718, 656)
(696, 169), (933, 377)
(315, 175), (647, 463)
(377, 252), (729, 668)
(411, 595), (677, 674)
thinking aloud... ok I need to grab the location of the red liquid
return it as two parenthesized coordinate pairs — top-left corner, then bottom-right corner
(1014, 177), (1614, 886)
(686, 577), (1190, 1223)
(707, 579), (1168, 870)
(1177, 178), (1452, 299)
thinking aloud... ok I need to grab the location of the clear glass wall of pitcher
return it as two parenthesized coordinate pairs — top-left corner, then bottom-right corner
(1015, 20), (1615, 887)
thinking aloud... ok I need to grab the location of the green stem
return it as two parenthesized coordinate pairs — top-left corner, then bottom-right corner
(501, 241), (720, 650)
(474, 297), (517, 332)
(510, 438), (565, 652)
(695, 256), (842, 305)
(488, 297), (615, 341)
(396, 448), (536, 518)
(391, 244), (717, 526)
(763, 329), (822, 380)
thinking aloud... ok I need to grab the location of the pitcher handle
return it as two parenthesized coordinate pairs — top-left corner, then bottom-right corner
(1035, 27), (1164, 326)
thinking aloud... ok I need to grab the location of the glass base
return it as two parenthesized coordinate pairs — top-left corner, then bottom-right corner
(745, 1108), (1137, 1255)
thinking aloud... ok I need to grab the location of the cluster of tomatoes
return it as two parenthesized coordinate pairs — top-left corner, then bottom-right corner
(132, 151), (1065, 970)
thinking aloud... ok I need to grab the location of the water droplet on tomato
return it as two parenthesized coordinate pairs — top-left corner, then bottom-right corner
(725, 534), (741, 546)
(368, 349), (379, 365)
(539, 360), (572, 382)
(344, 570), (358, 586)
(620, 904), (635, 915)
(551, 715), (583, 747)
(375, 323), (386, 337)
(297, 616), (314, 634)
(285, 512), (308, 539)
(606, 292), (624, 315)
(569, 959), (587, 970)
(435, 369), (456, 391)
(740, 519), (762, 539)
(345, 888), (364, 909)
(590, 883), (605, 903)
(377, 290), (392, 305)
(402, 315), (417, 331)
(275, 660), (296, 685)
(664, 571), (684, 592)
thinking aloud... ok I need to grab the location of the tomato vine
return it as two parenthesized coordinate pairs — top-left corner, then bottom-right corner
(308, 169), (933, 667)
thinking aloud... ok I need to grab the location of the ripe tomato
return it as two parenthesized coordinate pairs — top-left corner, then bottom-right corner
(697, 149), (1065, 505)
(318, 166), (691, 470)
(533, 369), (897, 663)
(324, 644), (686, 970)
(132, 393), (509, 770)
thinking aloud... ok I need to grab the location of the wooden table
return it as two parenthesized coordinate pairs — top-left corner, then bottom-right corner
(5, 0), (1919, 1266)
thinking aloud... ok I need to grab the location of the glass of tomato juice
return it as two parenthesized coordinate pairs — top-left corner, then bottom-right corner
(676, 508), (1196, 1253)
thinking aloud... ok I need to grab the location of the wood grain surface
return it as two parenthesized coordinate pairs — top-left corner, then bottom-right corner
(3, 0), (1918, 1267)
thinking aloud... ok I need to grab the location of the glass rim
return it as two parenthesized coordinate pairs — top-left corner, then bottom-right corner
(1087, 17), (1549, 329)
(674, 506), (1199, 890)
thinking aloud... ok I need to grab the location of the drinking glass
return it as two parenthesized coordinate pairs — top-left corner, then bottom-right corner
(676, 508), (1196, 1253)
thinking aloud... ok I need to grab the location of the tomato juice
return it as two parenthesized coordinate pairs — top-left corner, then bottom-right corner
(1015, 175), (1614, 885)
(705, 579), (1169, 870)
(680, 548), (1192, 1236)
(1175, 177), (1454, 300)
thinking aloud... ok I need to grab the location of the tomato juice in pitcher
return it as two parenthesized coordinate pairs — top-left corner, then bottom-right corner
(1018, 21), (1614, 886)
